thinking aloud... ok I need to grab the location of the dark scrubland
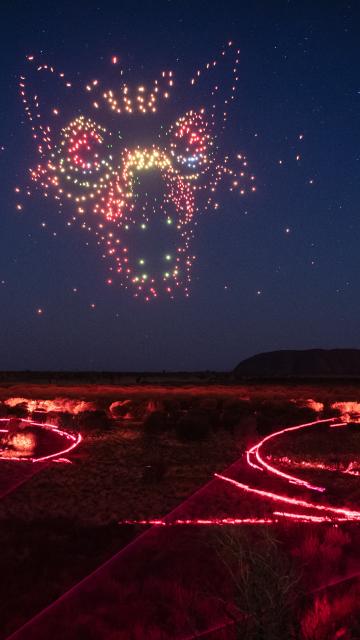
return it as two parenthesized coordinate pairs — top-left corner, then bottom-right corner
(0, 381), (359, 639)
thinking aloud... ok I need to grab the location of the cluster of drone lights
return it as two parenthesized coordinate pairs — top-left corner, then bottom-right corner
(19, 42), (256, 299)
(0, 417), (82, 463)
(100, 70), (174, 115)
(120, 418), (360, 527)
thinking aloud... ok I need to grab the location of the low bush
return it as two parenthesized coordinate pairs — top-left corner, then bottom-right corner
(109, 399), (147, 420)
(76, 410), (114, 431)
(54, 411), (76, 428)
(212, 526), (302, 640)
(6, 402), (28, 418)
(175, 411), (211, 441)
(143, 411), (169, 435)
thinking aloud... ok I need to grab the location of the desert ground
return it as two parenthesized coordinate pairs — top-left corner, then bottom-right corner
(0, 380), (360, 639)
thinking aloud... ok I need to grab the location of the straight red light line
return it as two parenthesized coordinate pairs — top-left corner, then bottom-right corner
(215, 473), (360, 521)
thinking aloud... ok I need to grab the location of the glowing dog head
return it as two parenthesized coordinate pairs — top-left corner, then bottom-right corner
(19, 44), (255, 299)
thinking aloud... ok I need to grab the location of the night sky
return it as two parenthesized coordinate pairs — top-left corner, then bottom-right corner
(0, 1), (359, 371)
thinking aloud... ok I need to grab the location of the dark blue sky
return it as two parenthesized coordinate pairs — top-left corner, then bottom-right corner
(0, 0), (359, 371)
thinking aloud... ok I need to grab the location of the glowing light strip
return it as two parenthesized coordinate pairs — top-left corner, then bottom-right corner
(267, 455), (360, 478)
(119, 418), (360, 527)
(246, 448), (264, 471)
(247, 418), (337, 492)
(272, 511), (348, 523)
(0, 418), (81, 463)
(119, 517), (277, 526)
(214, 473), (360, 521)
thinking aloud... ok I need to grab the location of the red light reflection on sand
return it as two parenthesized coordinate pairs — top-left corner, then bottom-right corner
(247, 418), (338, 493)
(0, 418), (81, 463)
(122, 517), (278, 526)
(214, 473), (360, 522)
(4, 397), (96, 414)
(119, 418), (360, 527)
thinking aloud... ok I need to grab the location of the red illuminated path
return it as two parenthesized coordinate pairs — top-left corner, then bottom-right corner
(7, 417), (360, 640)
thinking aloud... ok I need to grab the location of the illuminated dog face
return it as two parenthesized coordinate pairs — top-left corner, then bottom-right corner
(19, 43), (255, 299)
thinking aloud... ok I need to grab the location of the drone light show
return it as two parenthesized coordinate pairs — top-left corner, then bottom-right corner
(18, 42), (255, 300)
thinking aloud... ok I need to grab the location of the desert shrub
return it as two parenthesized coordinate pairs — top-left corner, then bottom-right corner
(198, 397), (221, 412)
(76, 410), (113, 431)
(322, 401), (342, 420)
(254, 401), (318, 435)
(221, 400), (252, 433)
(143, 411), (169, 435)
(222, 399), (249, 412)
(162, 398), (181, 414)
(175, 412), (211, 441)
(31, 410), (47, 423)
(44, 411), (62, 425)
(146, 399), (165, 414)
(162, 402), (186, 429)
(55, 411), (76, 428)
(301, 588), (359, 640)
(233, 413), (258, 444)
(0, 402), (10, 417)
(292, 527), (350, 589)
(212, 526), (302, 640)
(179, 399), (192, 411)
(109, 399), (148, 420)
(6, 402), (28, 418)
(202, 401), (223, 429)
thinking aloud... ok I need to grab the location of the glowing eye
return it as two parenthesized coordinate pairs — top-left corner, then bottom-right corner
(169, 110), (213, 171)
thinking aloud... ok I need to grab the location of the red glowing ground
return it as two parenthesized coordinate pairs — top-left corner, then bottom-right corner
(0, 418), (81, 463)
(122, 418), (360, 526)
(7, 416), (360, 640)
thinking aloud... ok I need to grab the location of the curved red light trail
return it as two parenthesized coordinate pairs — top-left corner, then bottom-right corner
(120, 418), (360, 526)
(0, 418), (82, 463)
(246, 418), (333, 492)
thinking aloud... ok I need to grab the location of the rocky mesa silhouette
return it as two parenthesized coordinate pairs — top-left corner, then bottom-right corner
(234, 349), (360, 378)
